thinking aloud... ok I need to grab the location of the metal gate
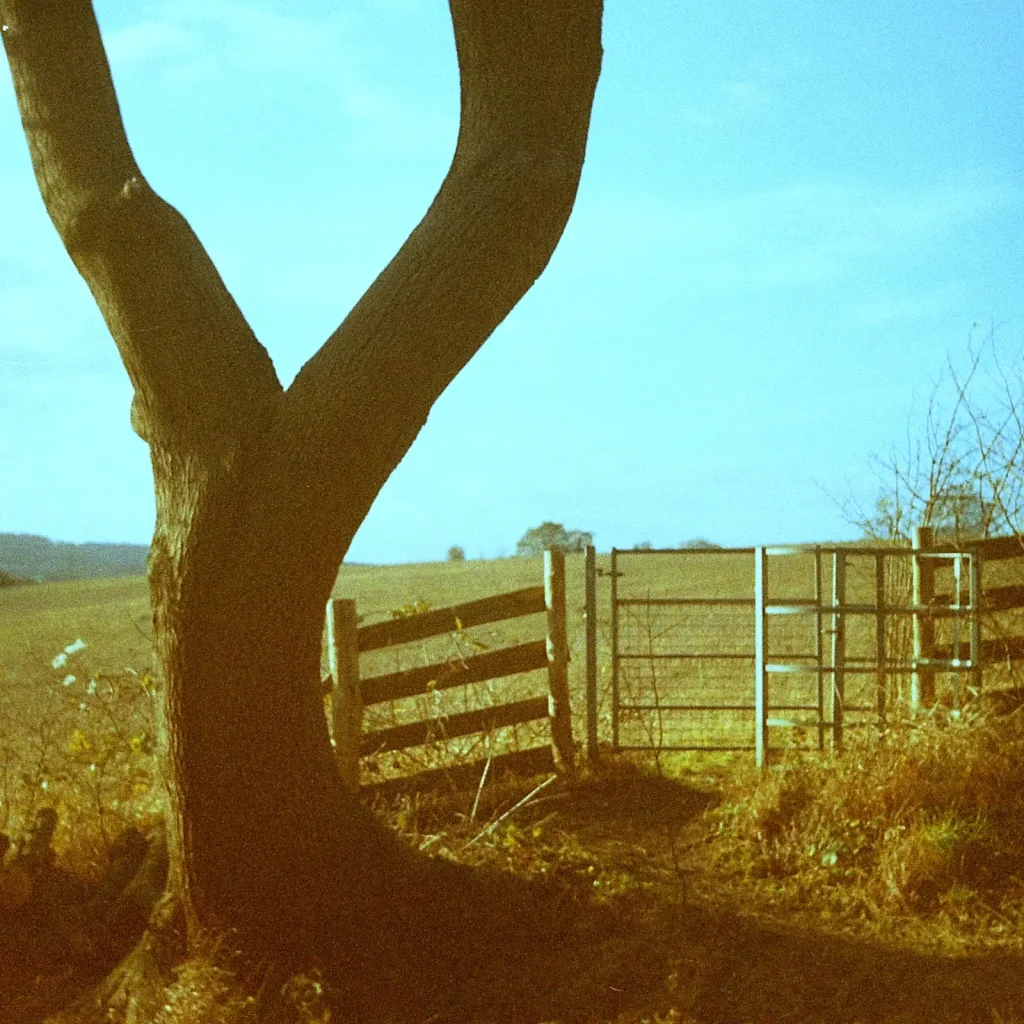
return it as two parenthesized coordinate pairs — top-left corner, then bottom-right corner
(608, 542), (981, 766)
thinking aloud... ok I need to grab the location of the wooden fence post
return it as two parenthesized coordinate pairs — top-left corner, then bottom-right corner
(545, 549), (575, 774)
(912, 525), (936, 712)
(875, 553), (887, 727)
(326, 598), (362, 792)
(584, 544), (599, 761)
(969, 548), (983, 700)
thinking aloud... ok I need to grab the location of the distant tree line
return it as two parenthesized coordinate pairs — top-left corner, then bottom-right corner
(513, 524), (722, 557)
(0, 534), (149, 582)
(632, 538), (722, 550)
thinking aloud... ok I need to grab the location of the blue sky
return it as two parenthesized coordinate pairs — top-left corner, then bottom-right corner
(1, 0), (1022, 563)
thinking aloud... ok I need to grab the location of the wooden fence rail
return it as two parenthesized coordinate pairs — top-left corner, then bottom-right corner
(878, 528), (1024, 716)
(322, 549), (574, 792)
(928, 531), (1024, 674)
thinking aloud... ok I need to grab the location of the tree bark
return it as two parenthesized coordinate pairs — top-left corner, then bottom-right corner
(1, 0), (602, 978)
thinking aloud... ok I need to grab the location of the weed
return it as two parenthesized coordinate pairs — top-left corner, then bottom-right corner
(708, 709), (1024, 943)
(0, 638), (159, 880)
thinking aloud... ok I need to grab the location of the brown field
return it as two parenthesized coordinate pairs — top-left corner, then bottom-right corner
(3, 551), (1024, 1023)
(4, 546), (1023, 785)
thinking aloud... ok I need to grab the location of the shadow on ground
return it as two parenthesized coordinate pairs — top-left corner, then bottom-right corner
(500, 767), (1024, 1023)
(3, 769), (1022, 1023)
(668, 900), (1024, 1023)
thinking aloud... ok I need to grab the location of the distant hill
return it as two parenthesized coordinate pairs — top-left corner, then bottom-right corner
(0, 533), (148, 582)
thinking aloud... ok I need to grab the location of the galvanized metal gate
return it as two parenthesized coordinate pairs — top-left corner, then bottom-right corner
(607, 542), (981, 766)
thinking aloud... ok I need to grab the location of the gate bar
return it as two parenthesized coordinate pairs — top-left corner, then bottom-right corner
(755, 546), (767, 768)
(831, 550), (846, 752)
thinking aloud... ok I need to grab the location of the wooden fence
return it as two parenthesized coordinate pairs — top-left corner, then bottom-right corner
(921, 528), (1024, 683)
(323, 549), (574, 792)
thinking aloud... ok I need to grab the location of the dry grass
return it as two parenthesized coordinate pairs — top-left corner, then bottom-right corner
(704, 707), (1024, 950)
(3, 560), (1024, 1022)
(0, 635), (161, 877)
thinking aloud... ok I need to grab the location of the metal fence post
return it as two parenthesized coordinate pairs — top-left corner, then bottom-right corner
(584, 544), (599, 761)
(831, 551), (846, 752)
(754, 547), (767, 769)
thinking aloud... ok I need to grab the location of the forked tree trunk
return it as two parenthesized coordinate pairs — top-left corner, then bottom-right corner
(1, 0), (602, 970)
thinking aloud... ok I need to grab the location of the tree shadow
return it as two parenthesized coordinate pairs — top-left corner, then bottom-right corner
(329, 846), (1024, 1024)
(553, 761), (720, 830)
(342, 765), (1024, 1024)
(327, 768), (716, 1022)
(675, 901), (1024, 1024)
(6, 770), (1022, 1024)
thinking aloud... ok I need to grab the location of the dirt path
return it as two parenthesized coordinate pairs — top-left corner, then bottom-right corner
(537, 766), (1024, 1024)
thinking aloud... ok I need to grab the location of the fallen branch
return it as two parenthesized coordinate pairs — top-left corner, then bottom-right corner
(464, 774), (558, 848)
(469, 744), (494, 822)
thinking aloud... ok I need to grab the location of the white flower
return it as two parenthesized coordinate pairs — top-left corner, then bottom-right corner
(41, 779), (49, 791)
(62, 674), (76, 687)
(52, 640), (86, 670)
(86, 679), (97, 695)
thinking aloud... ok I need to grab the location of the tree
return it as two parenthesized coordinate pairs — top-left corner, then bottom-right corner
(446, 545), (466, 562)
(1, 0), (602, 1003)
(836, 328), (1024, 709)
(844, 328), (1021, 545)
(515, 521), (593, 556)
(680, 537), (721, 550)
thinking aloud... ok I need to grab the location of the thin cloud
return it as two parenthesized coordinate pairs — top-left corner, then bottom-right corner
(105, 1), (349, 80)
(167, 0), (342, 73)
(565, 175), (1024, 295)
(853, 285), (966, 327)
(679, 78), (774, 129)
(102, 2), (455, 158)
(341, 85), (456, 158)
(104, 20), (194, 68)
(721, 80), (773, 110)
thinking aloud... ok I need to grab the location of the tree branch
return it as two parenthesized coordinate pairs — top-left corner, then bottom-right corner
(4, 0), (602, 571)
(1, 0), (281, 454)
(276, 0), (604, 537)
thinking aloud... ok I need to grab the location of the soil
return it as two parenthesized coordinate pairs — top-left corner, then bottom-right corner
(1, 767), (1022, 1024)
